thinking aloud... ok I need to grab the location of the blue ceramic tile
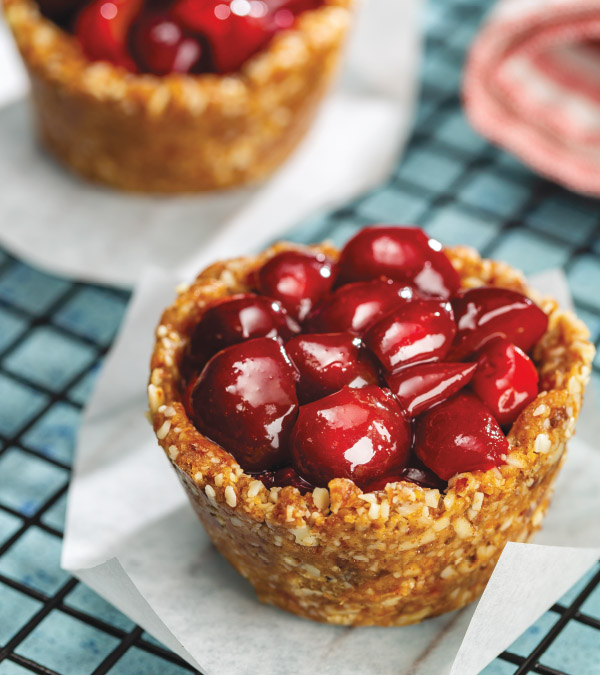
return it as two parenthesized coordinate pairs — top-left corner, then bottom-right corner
(397, 148), (464, 192)
(568, 255), (600, 312)
(40, 492), (67, 533)
(434, 110), (488, 154)
(68, 363), (102, 407)
(0, 448), (68, 517)
(140, 631), (167, 649)
(54, 288), (127, 347)
(540, 620), (600, 675)
(0, 583), (43, 645)
(0, 374), (49, 438)
(488, 229), (570, 276)
(506, 610), (560, 657)
(424, 204), (500, 251)
(559, 563), (599, 606)
(21, 402), (81, 466)
(460, 173), (530, 218)
(581, 578), (600, 621)
(64, 584), (136, 632)
(357, 188), (429, 224)
(0, 308), (27, 353)
(108, 647), (191, 675)
(0, 510), (23, 545)
(0, 263), (70, 315)
(0, 661), (38, 674)
(16, 610), (120, 675)
(324, 220), (367, 249)
(3, 327), (96, 392)
(0, 527), (69, 595)
(0, 250), (7, 267)
(479, 660), (518, 675)
(526, 198), (598, 245)
(422, 53), (462, 94)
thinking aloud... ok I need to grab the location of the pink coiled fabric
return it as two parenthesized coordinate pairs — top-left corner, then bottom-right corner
(463, 0), (600, 195)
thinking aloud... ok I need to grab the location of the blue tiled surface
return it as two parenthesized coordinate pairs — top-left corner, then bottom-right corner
(15, 611), (120, 675)
(0, 0), (599, 673)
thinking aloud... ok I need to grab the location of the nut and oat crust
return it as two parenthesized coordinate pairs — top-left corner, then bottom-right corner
(148, 243), (595, 626)
(3, 0), (352, 192)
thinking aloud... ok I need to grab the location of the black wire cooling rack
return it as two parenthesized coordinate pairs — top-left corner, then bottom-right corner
(0, 0), (599, 673)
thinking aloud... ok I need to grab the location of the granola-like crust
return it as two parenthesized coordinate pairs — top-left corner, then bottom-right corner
(3, 0), (352, 192)
(148, 243), (595, 626)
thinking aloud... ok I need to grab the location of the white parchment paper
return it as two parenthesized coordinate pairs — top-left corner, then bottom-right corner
(0, 0), (421, 286)
(62, 264), (600, 675)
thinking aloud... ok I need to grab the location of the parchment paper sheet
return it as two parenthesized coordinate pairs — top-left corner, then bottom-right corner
(0, 0), (421, 286)
(62, 264), (600, 675)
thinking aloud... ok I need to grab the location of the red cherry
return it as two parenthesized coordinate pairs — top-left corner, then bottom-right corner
(256, 251), (336, 322)
(306, 280), (416, 336)
(336, 226), (460, 299)
(37, 0), (82, 24)
(188, 293), (299, 367)
(189, 337), (298, 472)
(449, 287), (548, 361)
(129, 13), (212, 75)
(415, 392), (508, 480)
(470, 338), (539, 426)
(365, 299), (456, 373)
(286, 332), (378, 404)
(291, 385), (411, 489)
(386, 361), (476, 417)
(171, 0), (274, 73)
(364, 464), (446, 491)
(76, 0), (142, 69)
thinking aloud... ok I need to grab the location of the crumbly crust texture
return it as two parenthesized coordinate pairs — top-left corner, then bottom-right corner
(148, 243), (595, 626)
(3, 0), (352, 192)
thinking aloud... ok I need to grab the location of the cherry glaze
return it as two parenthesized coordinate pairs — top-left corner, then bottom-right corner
(291, 385), (411, 489)
(449, 287), (548, 361)
(189, 337), (299, 472)
(365, 299), (456, 373)
(386, 361), (476, 417)
(188, 293), (298, 367)
(415, 392), (508, 480)
(470, 338), (539, 426)
(286, 332), (378, 404)
(336, 226), (460, 299)
(306, 280), (416, 336)
(255, 250), (335, 322)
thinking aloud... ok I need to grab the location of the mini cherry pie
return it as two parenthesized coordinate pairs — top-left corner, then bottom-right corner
(149, 225), (595, 625)
(3, 0), (352, 191)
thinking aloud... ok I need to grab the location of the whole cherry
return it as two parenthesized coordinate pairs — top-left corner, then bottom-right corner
(256, 250), (335, 322)
(336, 226), (460, 299)
(415, 392), (508, 480)
(364, 463), (446, 491)
(449, 287), (548, 361)
(188, 293), (299, 367)
(365, 299), (456, 373)
(470, 338), (539, 426)
(76, 0), (143, 69)
(291, 385), (411, 489)
(386, 361), (476, 417)
(129, 13), (212, 75)
(306, 279), (416, 336)
(189, 337), (299, 472)
(286, 332), (378, 403)
(170, 0), (274, 73)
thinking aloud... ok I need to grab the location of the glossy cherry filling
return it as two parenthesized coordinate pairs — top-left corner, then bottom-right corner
(184, 226), (546, 492)
(39, 0), (325, 75)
